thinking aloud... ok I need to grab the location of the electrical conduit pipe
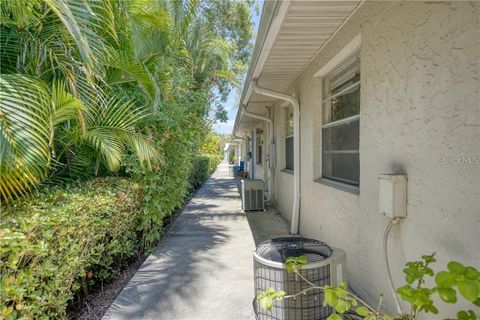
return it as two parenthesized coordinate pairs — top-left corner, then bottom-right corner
(243, 108), (274, 202)
(251, 79), (300, 234)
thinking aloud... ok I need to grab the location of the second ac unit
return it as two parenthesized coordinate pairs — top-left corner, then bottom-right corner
(241, 179), (264, 211)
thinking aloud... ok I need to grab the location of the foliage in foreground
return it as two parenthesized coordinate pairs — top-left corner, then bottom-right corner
(0, 178), (143, 319)
(0, 0), (254, 203)
(0, 151), (221, 319)
(189, 154), (222, 191)
(258, 254), (480, 320)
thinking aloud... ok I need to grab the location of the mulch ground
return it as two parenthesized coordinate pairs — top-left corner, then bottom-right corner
(69, 194), (195, 320)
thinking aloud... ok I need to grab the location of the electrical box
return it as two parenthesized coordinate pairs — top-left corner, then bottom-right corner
(378, 175), (407, 218)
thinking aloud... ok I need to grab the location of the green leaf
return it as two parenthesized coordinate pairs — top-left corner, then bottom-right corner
(356, 306), (369, 316)
(324, 289), (337, 307)
(448, 261), (466, 274)
(335, 287), (348, 298)
(437, 287), (457, 303)
(296, 255), (308, 264)
(457, 280), (479, 302)
(259, 296), (273, 311)
(334, 299), (349, 313)
(327, 313), (343, 320)
(406, 275), (415, 284)
(427, 304), (439, 314)
(2, 306), (14, 317)
(472, 297), (480, 307)
(457, 310), (477, 320)
(435, 271), (455, 288)
(275, 290), (286, 299)
(464, 267), (480, 280)
(422, 254), (436, 264)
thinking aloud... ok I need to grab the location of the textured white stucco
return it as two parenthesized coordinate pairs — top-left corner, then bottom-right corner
(266, 1), (479, 316)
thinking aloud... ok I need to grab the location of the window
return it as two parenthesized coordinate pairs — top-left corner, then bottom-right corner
(322, 51), (360, 186)
(256, 129), (263, 165)
(285, 107), (294, 171)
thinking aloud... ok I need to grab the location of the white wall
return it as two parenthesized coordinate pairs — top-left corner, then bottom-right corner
(273, 105), (295, 222)
(253, 122), (267, 181)
(271, 1), (479, 316)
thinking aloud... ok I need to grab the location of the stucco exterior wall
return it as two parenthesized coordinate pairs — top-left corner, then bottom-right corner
(273, 104), (295, 222)
(271, 1), (479, 315)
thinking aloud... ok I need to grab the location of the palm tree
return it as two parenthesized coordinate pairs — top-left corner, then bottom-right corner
(0, 0), (160, 202)
(0, 0), (248, 203)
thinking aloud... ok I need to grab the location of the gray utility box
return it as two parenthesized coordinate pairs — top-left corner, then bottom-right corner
(241, 179), (264, 211)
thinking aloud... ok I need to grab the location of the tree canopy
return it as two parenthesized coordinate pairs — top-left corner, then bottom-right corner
(0, 0), (255, 203)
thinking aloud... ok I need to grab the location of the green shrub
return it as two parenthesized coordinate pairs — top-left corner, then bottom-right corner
(0, 178), (142, 319)
(189, 154), (220, 191)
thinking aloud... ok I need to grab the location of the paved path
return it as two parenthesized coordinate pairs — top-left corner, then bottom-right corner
(103, 163), (258, 320)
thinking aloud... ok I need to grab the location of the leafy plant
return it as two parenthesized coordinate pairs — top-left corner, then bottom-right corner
(189, 154), (221, 191)
(1, 0), (254, 318)
(257, 288), (286, 311)
(257, 254), (480, 320)
(0, 0), (255, 203)
(0, 178), (143, 319)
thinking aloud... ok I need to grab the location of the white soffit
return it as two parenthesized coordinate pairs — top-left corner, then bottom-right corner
(255, 0), (362, 95)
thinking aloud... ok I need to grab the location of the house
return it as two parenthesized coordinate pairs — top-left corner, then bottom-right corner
(232, 0), (479, 316)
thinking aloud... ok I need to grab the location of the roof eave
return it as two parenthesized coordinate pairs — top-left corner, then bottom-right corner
(232, 0), (288, 137)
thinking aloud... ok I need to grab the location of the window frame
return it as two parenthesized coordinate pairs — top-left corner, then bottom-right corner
(320, 50), (361, 188)
(285, 107), (294, 171)
(255, 129), (263, 166)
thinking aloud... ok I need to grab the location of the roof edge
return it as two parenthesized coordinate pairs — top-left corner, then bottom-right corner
(231, 0), (286, 137)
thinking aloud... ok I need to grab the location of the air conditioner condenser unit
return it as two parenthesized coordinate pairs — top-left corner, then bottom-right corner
(241, 179), (264, 211)
(253, 237), (347, 320)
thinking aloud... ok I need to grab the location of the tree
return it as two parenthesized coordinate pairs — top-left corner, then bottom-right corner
(0, 0), (254, 203)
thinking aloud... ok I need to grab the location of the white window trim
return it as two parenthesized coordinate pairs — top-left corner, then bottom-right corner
(318, 37), (361, 190)
(314, 34), (361, 78)
(322, 114), (359, 129)
(321, 81), (360, 105)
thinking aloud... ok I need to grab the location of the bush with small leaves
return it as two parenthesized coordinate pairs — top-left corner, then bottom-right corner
(1, 178), (143, 319)
(257, 253), (480, 320)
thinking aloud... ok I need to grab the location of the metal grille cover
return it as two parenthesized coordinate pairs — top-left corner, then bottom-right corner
(255, 237), (333, 264)
(253, 238), (337, 320)
(254, 259), (331, 320)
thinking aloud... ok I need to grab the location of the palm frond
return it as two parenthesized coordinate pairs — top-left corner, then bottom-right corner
(0, 0), (43, 28)
(51, 79), (85, 126)
(44, 0), (96, 81)
(105, 51), (158, 101)
(84, 128), (124, 172)
(43, 0), (117, 82)
(83, 96), (159, 172)
(0, 74), (51, 202)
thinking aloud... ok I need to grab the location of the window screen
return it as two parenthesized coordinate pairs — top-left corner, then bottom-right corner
(285, 136), (294, 170)
(285, 108), (294, 170)
(322, 51), (360, 186)
(256, 130), (263, 165)
(322, 118), (359, 185)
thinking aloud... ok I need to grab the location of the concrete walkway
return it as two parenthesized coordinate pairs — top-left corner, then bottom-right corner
(103, 163), (289, 320)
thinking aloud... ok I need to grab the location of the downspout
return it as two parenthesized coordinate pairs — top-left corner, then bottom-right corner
(243, 108), (274, 202)
(252, 79), (300, 235)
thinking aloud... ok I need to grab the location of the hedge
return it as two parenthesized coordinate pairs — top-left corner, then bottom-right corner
(0, 178), (143, 319)
(189, 154), (221, 191)
(0, 154), (220, 319)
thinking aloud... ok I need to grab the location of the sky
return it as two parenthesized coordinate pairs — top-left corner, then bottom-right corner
(213, 2), (263, 135)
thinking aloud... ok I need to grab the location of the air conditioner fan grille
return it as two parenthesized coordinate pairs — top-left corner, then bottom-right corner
(255, 237), (333, 263)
